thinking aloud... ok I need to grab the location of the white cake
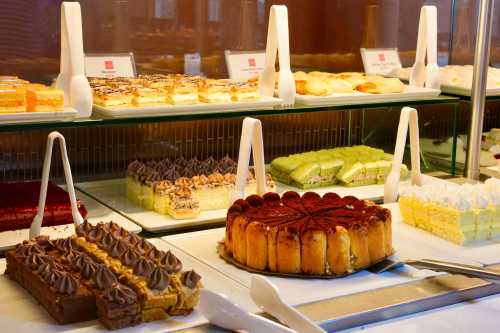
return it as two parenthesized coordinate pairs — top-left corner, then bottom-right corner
(399, 179), (500, 245)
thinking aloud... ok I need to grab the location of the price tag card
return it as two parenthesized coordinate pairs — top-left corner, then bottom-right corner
(84, 53), (136, 78)
(225, 50), (265, 80)
(184, 53), (202, 75)
(360, 48), (402, 76)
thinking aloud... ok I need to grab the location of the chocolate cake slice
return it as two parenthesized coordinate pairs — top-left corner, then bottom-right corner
(6, 221), (202, 330)
(6, 239), (96, 324)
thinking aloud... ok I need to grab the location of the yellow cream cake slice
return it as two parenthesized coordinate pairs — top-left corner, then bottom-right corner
(399, 181), (500, 245)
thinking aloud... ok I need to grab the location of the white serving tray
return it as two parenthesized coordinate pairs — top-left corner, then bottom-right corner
(0, 107), (78, 124)
(92, 97), (283, 118)
(294, 85), (441, 106)
(394, 72), (500, 97)
(162, 202), (490, 307)
(76, 179), (228, 233)
(439, 85), (500, 97)
(76, 175), (447, 233)
(0, 238), (257, 333)
(0, 189), (141, 252)
(162, 229), (437, 308)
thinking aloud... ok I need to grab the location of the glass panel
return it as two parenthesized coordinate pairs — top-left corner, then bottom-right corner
(4, 0), (500, 82)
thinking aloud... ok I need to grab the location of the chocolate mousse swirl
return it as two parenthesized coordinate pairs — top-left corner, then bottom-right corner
(38, 263), (65, 285)
(86, 226), (106, 242)
(75, 220), (93, 236)
(133, 258), (154, 278)
(104, 283), (137, 305)
(181, 270), (201, 289)
(100, 232), (117, 250)
(54, 272), (79, 295)
(15, 242), (44, 258)
(159, 250), (183, 273)
(125, 232), (142, 246)
(61, 249), (80, 264)
(71, 253), (89, 272)
(24, 252), (49, 269)
(148, 266), (169, 290)
(146, 247), (164, 262)
(95, 265), (118, 290)
(136, 239), (154, 255)
(121, 248), (141, 267)
(109, 239), (129, 258)
(53, 238), (75, 252)
(111, 226), (129, 239)
(81, 260), (98, 280)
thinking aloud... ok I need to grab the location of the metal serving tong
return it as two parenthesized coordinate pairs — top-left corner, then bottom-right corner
(369, 258), (500, 281)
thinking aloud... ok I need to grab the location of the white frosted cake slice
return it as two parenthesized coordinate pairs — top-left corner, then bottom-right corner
(399, 179), (500, 245)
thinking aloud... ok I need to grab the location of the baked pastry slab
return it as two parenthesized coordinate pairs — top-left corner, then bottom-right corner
(221, 191), (392, 277)
(26, 88), (64, 112)
(293, 71), (406, 96)
(132, 88), (165, 107)
(93, 87), (133, 107)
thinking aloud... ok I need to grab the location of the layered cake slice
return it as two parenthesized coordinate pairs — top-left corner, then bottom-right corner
(0, 88), (25, 112)
(132, 87), (165, 106)
(199, 79), (232, 103)
(125, 156), (275, 219)
(165, 78), (199, 105)
(399, 179), (500, 245)
(0, 181), (88, 232)
(231, 81), (260, 101)
(26, 88), (64, 112)
(270, 145), (408, 188)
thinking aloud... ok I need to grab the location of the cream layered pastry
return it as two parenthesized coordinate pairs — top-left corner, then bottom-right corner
(126, 156), (275, 219)
(198, 79), (232, 103)
(270, 145), (409, 189)
(89, 74), (260, 108)
(399, 179), (500, 245)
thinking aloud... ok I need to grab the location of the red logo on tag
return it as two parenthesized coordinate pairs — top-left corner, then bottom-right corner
(248, 58), (256, 67)
(378, 54), (386, 61)
(104, 60), (114, 69)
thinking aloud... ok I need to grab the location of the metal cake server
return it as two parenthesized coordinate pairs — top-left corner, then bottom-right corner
(369, 258), (500, 281)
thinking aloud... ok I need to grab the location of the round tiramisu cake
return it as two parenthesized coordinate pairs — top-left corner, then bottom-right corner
(224, 191), (392, 276)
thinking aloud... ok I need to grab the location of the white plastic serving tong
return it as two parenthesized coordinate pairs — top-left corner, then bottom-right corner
(29, 131), (84, 239)
(231, 117), (267, 203)
(259, 5), (295, 107)
(409, 6), (440, 90)
(250, 275), (326, 333)
(384, 107), (422, 204)
(199, 289), (296, 333)
(55, 2), (92, 118)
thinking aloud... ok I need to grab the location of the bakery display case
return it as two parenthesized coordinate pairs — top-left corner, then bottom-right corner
(1, 1), (500, 333)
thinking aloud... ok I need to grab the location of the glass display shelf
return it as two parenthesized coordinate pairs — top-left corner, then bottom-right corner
(0, 95), (460, 132)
